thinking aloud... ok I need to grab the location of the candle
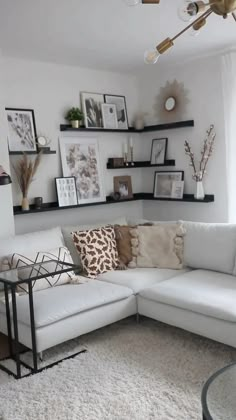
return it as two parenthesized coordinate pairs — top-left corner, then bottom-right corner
(124, 143), (128, 154)
(129, 137), (133, 148)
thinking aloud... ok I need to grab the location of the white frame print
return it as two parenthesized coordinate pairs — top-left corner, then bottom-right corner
(55, 177), (78, 207)
(101, 104), (118, 129)
(150, 138), (168, 165)
(6, 108), (37, 152)
(153, 171), (184, 199)
(81, 92), (104, 129)
(105, 95), (129, 130)
(59, 137), (105, 205)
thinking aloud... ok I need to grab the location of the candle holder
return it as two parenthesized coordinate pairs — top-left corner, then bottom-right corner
(124, 152), (129, 166)
(130, 146), (134, 166)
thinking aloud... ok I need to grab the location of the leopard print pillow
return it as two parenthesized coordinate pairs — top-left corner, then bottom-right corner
(72, 226), (119, 279)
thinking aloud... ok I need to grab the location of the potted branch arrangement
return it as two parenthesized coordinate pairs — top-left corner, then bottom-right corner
(13, 152), (42, 211)
(66, 107), (83, 129)
(184, 125), (216, 200)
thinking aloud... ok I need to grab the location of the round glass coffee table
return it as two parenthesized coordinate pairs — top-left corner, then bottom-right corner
(202, 362), (236, 419)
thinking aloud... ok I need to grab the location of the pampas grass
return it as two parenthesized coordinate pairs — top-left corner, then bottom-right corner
(13, 152), (42, 198)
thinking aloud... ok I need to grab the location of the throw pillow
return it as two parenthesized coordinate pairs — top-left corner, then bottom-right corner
(8, 247), (75, 294)
(129, 223), (185, 269)
(72, 226), (119, 279)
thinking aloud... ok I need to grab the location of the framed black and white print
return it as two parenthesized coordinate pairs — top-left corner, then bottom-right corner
(104, 95), (129, 130)
(55, 177), (78, 207)
(6, 108), (37, 152)
(150, 138), (168, 165)
(81, 92), (104, 129)
(153, 171), (184, 199)
(101, 104), (118, 129)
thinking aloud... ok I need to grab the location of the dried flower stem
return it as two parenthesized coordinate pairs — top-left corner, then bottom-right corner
(12, 152), (42, 197)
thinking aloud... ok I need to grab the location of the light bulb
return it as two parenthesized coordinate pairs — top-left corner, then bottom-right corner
(125, 0), (141, 6)
(144, 48), (160, 64)
(178, 1), (198, 22)
(189, 26), (200, 36)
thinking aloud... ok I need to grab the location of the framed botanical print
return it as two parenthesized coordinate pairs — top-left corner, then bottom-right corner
(59, 136), (105, 205)
(6, 108), (37, 152)
(55, 177), (78, 207)
(150, 138), (168, 165)
(104, 95), (129, 130)
(81, 92), (104, 129)
(153, 171), (184, 199)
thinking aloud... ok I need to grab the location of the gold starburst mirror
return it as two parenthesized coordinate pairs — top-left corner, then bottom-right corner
(125, 0), (236, 63)
(154, 80), (189, 122)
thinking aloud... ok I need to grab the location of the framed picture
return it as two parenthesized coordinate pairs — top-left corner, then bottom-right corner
(114, 175), (133, 200)
(55, 177), (78, 207)
(59, 137), (105, 205)
(150, 138), (168, 165)
(105, 95), (128, 130)
(153, 171), (184, 199)
(6, 108), (37, 152)
(171, 180), (184, 199)
(101, 104), (118, 129)
(81, 92), (104, 129)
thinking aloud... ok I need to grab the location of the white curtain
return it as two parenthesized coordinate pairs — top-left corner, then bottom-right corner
(222, 52), (236, 222)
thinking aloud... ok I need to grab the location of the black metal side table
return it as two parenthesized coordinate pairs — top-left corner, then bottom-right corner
(0, 260), (84, 379)
(202, 362), (236, 419)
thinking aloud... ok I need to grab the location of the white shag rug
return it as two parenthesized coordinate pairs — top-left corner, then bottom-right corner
(0, 317), (235, 420)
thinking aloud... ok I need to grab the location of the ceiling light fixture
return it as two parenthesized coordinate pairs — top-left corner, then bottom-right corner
(125, 0), (160, 5)
(127, 0), (236, 63)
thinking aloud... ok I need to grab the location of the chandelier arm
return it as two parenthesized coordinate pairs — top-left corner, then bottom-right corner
(171, 9), (213, 42)
(232, 12), (236, 21)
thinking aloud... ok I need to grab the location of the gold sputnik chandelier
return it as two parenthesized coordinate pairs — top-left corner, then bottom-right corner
(126, 0), (236, 63)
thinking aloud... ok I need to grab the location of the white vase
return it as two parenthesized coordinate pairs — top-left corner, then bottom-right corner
(194, 181), (205, 200)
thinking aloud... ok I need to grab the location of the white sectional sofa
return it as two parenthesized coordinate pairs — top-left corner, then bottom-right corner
(1, 220), (236, 357)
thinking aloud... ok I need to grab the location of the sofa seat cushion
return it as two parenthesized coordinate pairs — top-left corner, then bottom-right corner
(98, 268), (191, 294)
(139, 269), (236, 323)
(0, 281), (133, 328)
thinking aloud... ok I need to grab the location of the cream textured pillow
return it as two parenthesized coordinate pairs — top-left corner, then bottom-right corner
(129, 223), (185, 269)
(72, 226), (119, 279)
(8, 247), (75, 293)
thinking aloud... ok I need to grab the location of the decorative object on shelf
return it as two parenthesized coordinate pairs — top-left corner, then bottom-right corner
(81, 92), (104, 129)
(65, 107), (83, 129)
(150, 138), (168, 165)
(101, 104), (118, 129)
(34, 197), (43, 210)
(59, 136), (105, 205)
(129, 137), (134, 166)
(107, 157), (124, 168)
(36, 134), (51, 151)
(171, 180), (184, 199)
(0, 166), (12, 186)
(114, 175), (133, 199)
(123, 142), (129, 166)
(154, 80), (189, 122)
(153, 170), (184, 198)
(105, 95), (129, 130)
(131, 0), (236, 63)
(133, 112), (147, 131)
(55, 177), (78, 207)
(6, 108), (37, 152)
(110, 191), (121, 201)
(12, 151), (42, 211)
(184, 124), (216, 200)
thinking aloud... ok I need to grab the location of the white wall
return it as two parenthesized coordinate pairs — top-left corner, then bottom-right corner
(0, 52), (14, 238)
(137, 55), (228, 222)
(3, 57), (144, 234)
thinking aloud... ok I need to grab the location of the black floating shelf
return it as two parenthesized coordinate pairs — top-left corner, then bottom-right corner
(107, 160), (175, 169)
(60, 120), (194, 134)
(9, 150), (56, 156)
(13, 192), (214, 215)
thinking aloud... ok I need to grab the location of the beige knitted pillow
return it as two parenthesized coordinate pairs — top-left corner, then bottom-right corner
(129, 223), (185, 269)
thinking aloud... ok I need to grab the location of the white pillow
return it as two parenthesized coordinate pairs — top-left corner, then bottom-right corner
(8, 247), (75, 293)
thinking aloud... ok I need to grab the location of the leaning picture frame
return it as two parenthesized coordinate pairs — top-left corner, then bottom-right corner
(6, 108), (37, 152)
(104, 95), (129, 130)
(153, 171), (184, 199)
(150, 138), (168, 165)
(59, 136), (105, 205)
(55, 177), (78, 207)
(81, 92), (104, 129)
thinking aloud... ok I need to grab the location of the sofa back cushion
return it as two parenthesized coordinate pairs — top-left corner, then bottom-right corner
(0, 227), (64, 271)
(183, 221), (236, 274)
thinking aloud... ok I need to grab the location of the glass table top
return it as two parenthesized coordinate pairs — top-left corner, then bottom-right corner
(0, 260), (78, 286)
(202, 363), (236, 420)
